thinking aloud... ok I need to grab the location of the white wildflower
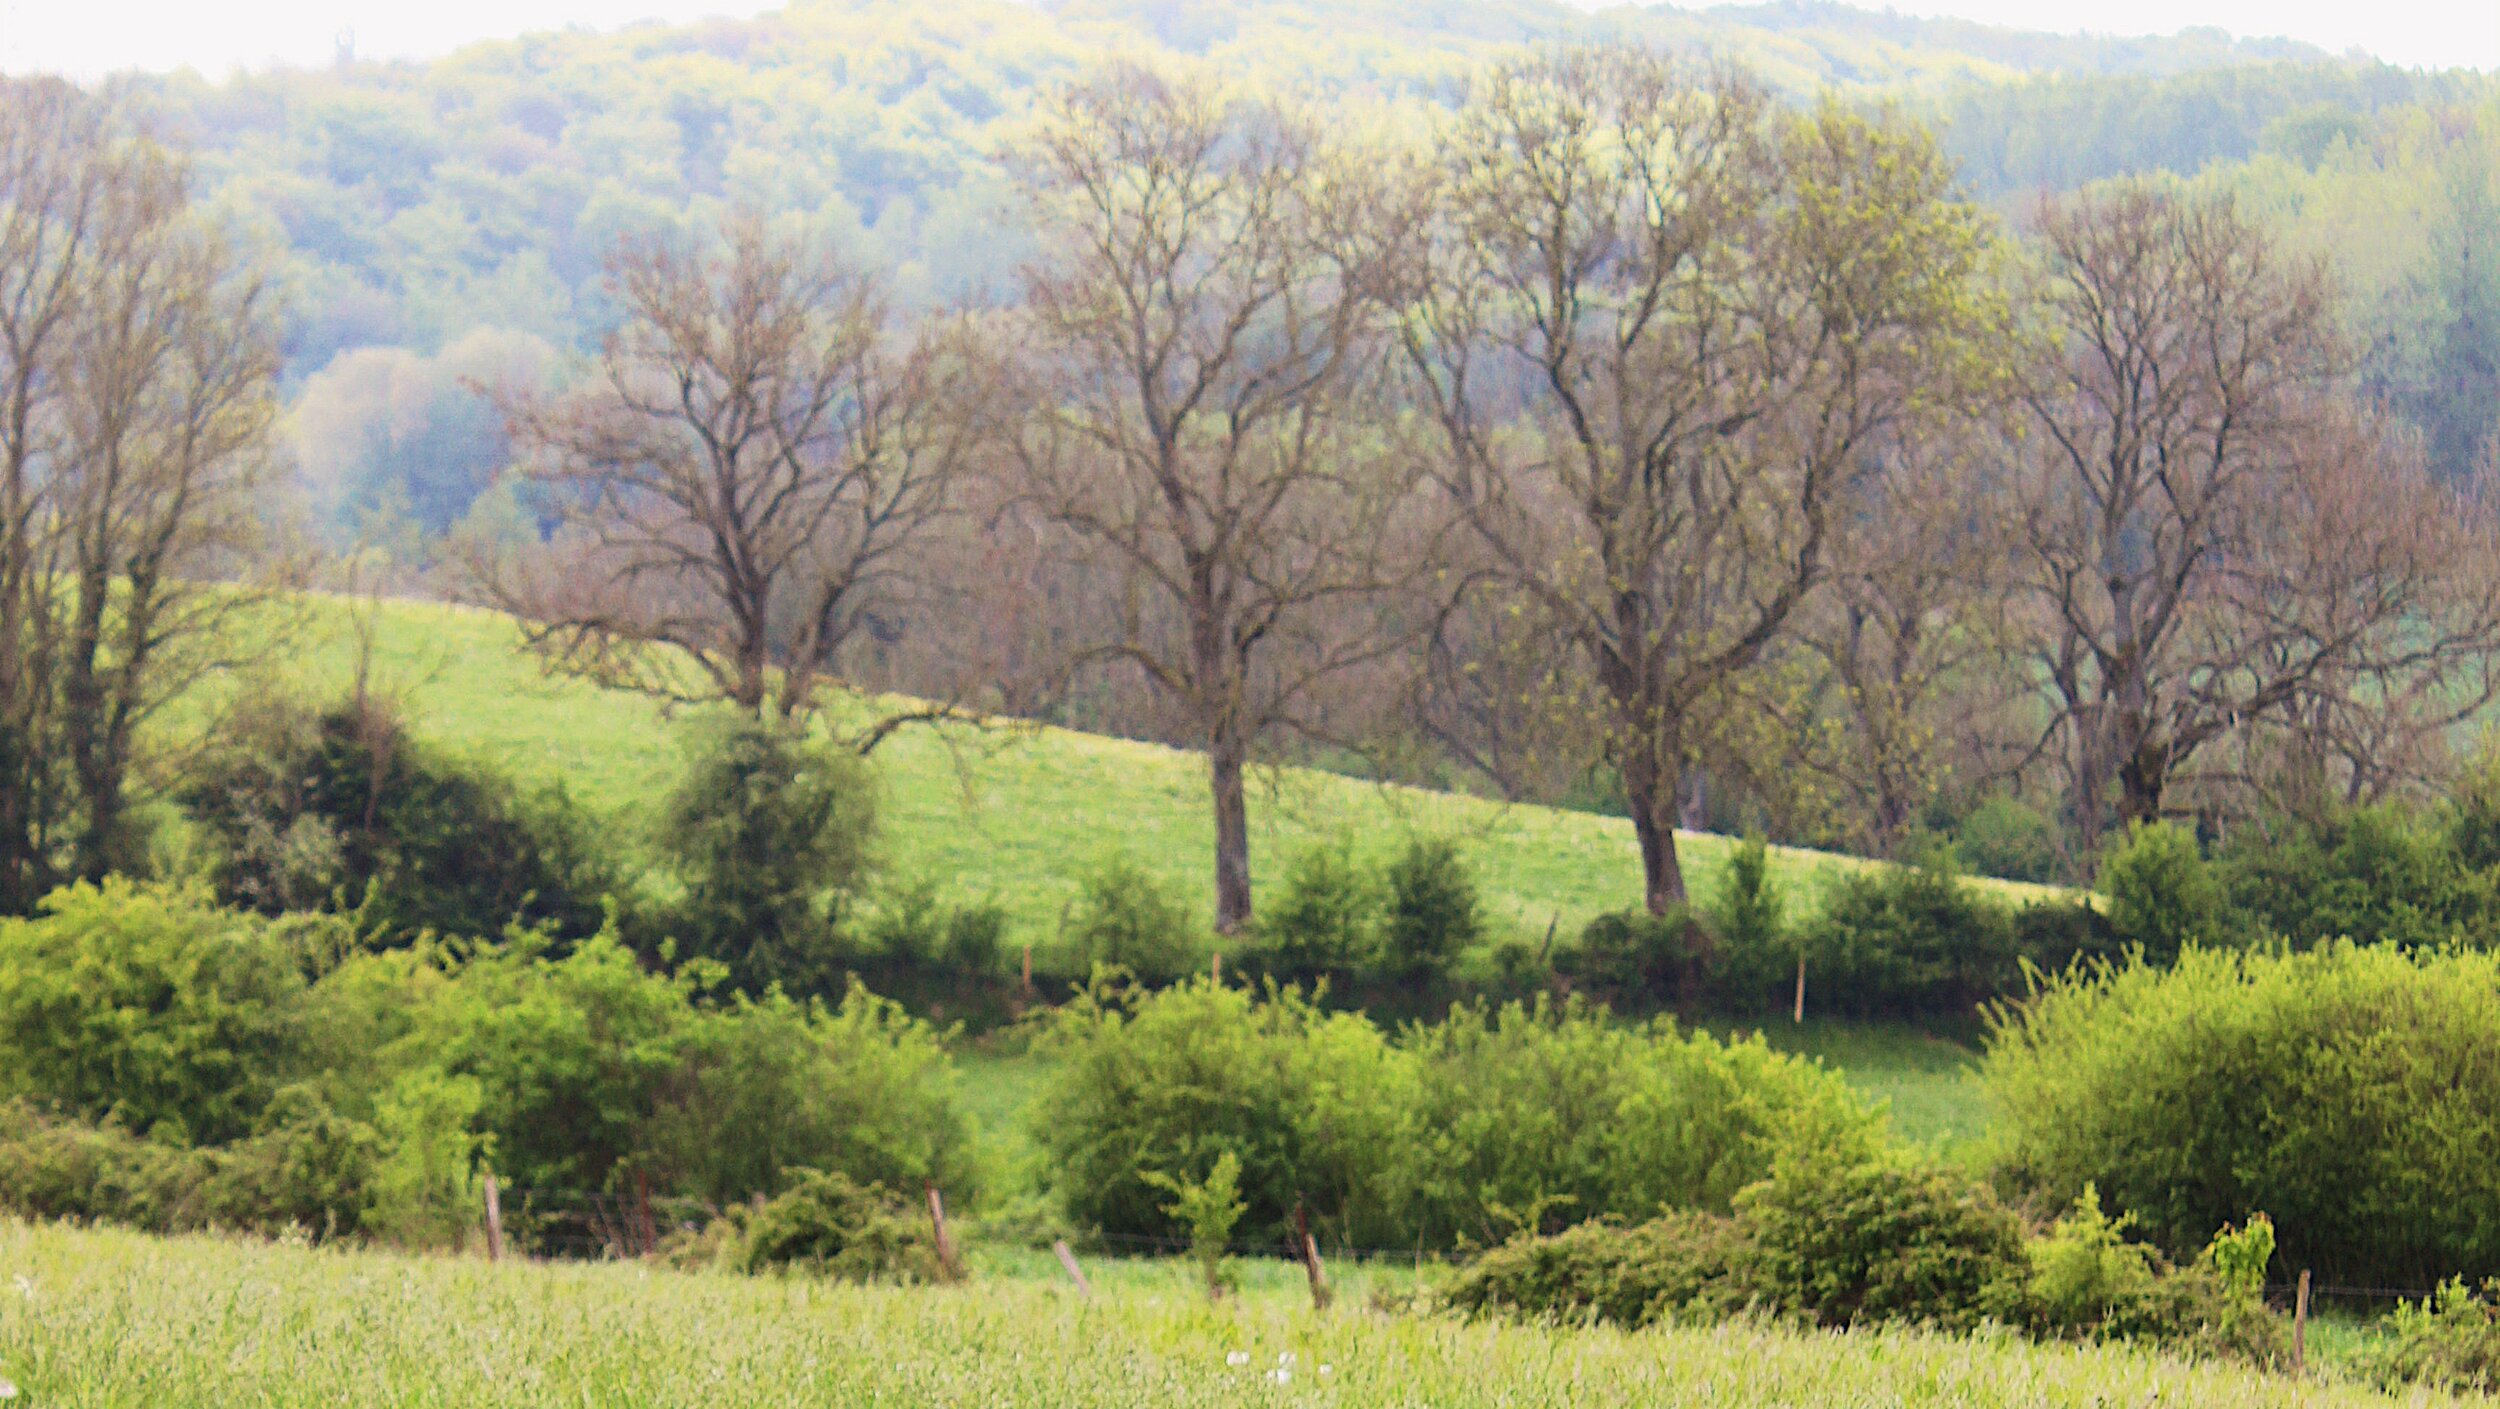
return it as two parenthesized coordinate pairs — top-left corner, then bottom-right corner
(0, 1376), (18, 1400)
(1266, 1368), (1292, 1385)
(1226, 1351), (1251, 1368)
(1318, 1364), (1334, 1377)
(1278, 1352), (1296, 1367)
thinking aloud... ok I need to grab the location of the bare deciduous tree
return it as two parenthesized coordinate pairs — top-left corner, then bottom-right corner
(2007, 181), (2498, 843)
(1005, 64), (1413, 934)
(1396, 48), (2004, 916)
(0, 80), (281, 909)
(482, 214), (982, 733)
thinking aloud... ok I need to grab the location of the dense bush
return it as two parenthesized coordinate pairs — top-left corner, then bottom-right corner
(1442, 1211), (1758, 1327)
(181, 692), (612, 942)
(2019, 1189), (2287, 1364)
(2358, 1279), (2500, 1392)
(1252, 840), (1377, 985)
(0, 880), (308, 1144)
(1064, 854), (1201, 986)
(656, 714), (878, 997)
(1808, 855), (2018, 1017)
(1375, 837), (1481, 989)
(733, 1169), (938, 1281)
(1032, 980), (1416, 1248)
(1562, 908), (1701, 1006)
(1735, 1141), (2027, 1331)
(1985, 942), (2500, 1286)
(1034, 983), (1876, 1252)
(2216, 805), (2500, 952)
(1405, 998), (1877, 1247)
(1952, 795), (2066, 884)
(2097, 820), (2233, 961)
(1704, 836), (1793, 1006)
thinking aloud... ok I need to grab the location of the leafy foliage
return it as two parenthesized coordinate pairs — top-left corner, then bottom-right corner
(1985, 942), (2500, 1286)
(180, 691), (614, 942)
(655, 714), (878, 997)
(0, 880), (308, 1145)
(1734, 1142), (2027, 1331)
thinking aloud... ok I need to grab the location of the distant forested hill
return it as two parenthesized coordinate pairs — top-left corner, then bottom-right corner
(106, 0), (2495, 531)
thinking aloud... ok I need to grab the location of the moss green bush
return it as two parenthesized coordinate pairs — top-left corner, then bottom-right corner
(0, 879), (308, 1145)
(1985, 942), (2500, 1286)
(1735, 1142), (2026, 1331)
(1406, 998), (1876, 1247)
(733, 1169), (938, 1280)
(1442, 1212), (1758, 1327)
(2358, 1278), (2500, 1392)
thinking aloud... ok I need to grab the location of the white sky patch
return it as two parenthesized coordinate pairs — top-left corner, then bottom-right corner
(0, 0), (2491, 79)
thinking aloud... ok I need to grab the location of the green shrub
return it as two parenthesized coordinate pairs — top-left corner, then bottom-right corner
(1953, 795), (2065, 884)
(2098, 820), (2231, 962)
(1066, 854), (1201, 986)
(1734, 1142), (2026, 1331)
(2011, 898), (2119, 976)
(413, 929), (696, 1194)
(180, 692), (613, 942)
(1375, 837), (1481, 988)
(1032, 980), (1417, 1247)
(1562, 908), (1699, 1006)
(362, 1069), (486, 1250)
(2358, 1278), (2500, 1392)
(0, 1099), (214, 1231)
(1253, 840), (1377, 985)
(1809, 853), (2017, 1017)
(203, 1084), (382, 1239)
(1984, 942), (2500, 1286)
(657, 714), (877, 997)
(1443, 1212), (1758, 1327)
(734, 1169), (936, 1281)
(0, 880), (307, 1145)
(2023, 1186), (2164, 1335)
(645, 984), (972, 1206)
(1705, 836), (1792, 1006)
(2217, 805), (2497, 952)
(860, 881), (1008, 979)
(1406, 998), (1878, 1248)
(1146, 1150), (1246, 1299)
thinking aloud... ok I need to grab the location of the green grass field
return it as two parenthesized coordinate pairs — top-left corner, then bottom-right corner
(0, 1221), (2444, 1408)
(193, 595), (2059, 956)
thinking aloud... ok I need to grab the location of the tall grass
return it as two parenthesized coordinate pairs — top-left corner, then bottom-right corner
(0, 1221), (2451, 1407)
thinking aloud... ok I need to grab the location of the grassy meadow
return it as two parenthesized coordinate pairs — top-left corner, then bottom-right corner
(184, 596), (2059, 954)
(0, 1221), (2449, 1408)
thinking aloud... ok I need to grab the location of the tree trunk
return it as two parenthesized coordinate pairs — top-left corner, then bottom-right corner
(1619, 726), (1690, 917)
(1210, 732), (1253, 935)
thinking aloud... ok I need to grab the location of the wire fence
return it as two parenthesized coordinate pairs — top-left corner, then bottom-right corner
(487, 1183), (1458, 1266)
(484, 1183), (2470, 1317)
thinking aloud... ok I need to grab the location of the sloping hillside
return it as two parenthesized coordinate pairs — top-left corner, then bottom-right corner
(191, 595), (2058, 945)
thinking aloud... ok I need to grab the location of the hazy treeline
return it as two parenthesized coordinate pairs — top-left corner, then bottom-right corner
(92, 0), (2494, 536)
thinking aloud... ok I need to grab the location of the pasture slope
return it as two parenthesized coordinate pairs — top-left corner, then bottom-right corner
(200, 595), (2057, 949)
(0, 1221), (2448, 1408)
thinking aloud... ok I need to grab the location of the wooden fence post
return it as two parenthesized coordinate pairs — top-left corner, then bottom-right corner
(1793, 956), (1807, 1025)
(1052, 1240), (1093, 1299)
(2293, 1269), (2311, 1372)
(482, 1173), (504, 1263)
(632, 1167), (657, 1257)
(1212, 950), (1222, 984)
(1296, 1203), (1332, 1311)
(926, 1183), (961, 1281)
